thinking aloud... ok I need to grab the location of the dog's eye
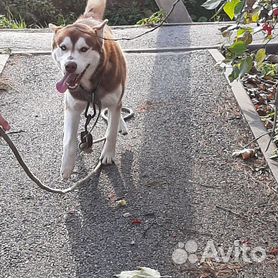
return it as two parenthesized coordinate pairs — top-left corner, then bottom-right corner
(80, 47), (89, 53)
(60, 45), (67, 51)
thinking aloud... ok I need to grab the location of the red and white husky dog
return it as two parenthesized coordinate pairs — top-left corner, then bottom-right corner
(50, 0), (128, 179)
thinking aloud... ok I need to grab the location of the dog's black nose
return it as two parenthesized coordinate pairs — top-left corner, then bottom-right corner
(65, 62), (77, 73)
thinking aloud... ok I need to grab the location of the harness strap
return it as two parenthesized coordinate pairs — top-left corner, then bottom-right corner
(79, 81), (102, 152)
(83, 91), (102, 134)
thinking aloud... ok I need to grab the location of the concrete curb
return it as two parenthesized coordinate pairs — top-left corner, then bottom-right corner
(6, 46), (221, 56)
(0, 54), (9, 75)
(0, 22), (234, 32)
(209, 49), (278, 183)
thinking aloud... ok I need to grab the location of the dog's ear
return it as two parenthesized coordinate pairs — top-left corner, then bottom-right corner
(94, 19), (108, 45)
(49, 23), (62, 33)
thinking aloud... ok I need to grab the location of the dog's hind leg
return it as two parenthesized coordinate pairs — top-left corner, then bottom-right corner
(99, 86), (122, 164)
(61, 93), (87, 180)
(118, 114), (128, 135)
(100, 103), (121, 164)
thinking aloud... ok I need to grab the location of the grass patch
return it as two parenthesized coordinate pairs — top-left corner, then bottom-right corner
(0, 14), (26, 29)
(136, 10), (165, 25)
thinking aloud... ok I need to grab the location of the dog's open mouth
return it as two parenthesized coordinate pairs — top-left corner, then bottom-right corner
(56, 64), (90, 94)
(56, 73), (81, 94)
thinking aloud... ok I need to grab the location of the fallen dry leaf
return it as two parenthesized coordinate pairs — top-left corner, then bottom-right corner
(115, 267), (161, 278)
(268, 247), (278, 256)
(232, 148), (257, 160)
(0, 78), (11, 91)
(199, 260), (243, 278)
(123, 212), (132, 218)
(132, 218), (142, 225)
(116, 199), (128, 207)
(137, 100), (153, 113)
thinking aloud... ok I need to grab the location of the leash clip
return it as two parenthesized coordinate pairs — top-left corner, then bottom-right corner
(79, 95), (98, 153)
(79, 131), (93, 153)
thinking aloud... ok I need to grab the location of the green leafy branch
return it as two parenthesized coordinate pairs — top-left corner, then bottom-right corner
(136, 10), (166, 26)
(203, 0), (278, 158)
(202, 0), (278, 81)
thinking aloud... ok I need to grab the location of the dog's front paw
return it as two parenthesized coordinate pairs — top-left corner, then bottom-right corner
(60, 164), (74, 180)
(100, 148), (115, 165)
(60, 143), (77, 180)
(60, 154), (75, 180)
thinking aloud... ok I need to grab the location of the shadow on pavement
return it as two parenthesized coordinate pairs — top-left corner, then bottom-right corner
(65, 27), (195, 278)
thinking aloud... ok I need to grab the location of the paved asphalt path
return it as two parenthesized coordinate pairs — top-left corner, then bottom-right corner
(0, 48), (277, 277)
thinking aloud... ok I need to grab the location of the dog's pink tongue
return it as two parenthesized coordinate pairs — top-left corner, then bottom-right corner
(56, 73), (70, 94)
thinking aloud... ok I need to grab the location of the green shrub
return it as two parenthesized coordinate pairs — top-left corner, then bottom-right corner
(0, 0), (58, 27)
(105, 0), (158, 25)
(183, 0), (214, 22)
(137, 10), (165, 25)
(0, 14), (26, 29)
(0, 0), (217, 28)
(0, 0), (158, 27)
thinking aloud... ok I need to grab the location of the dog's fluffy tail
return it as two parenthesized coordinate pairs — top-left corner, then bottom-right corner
(84, 0), (107, 20)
